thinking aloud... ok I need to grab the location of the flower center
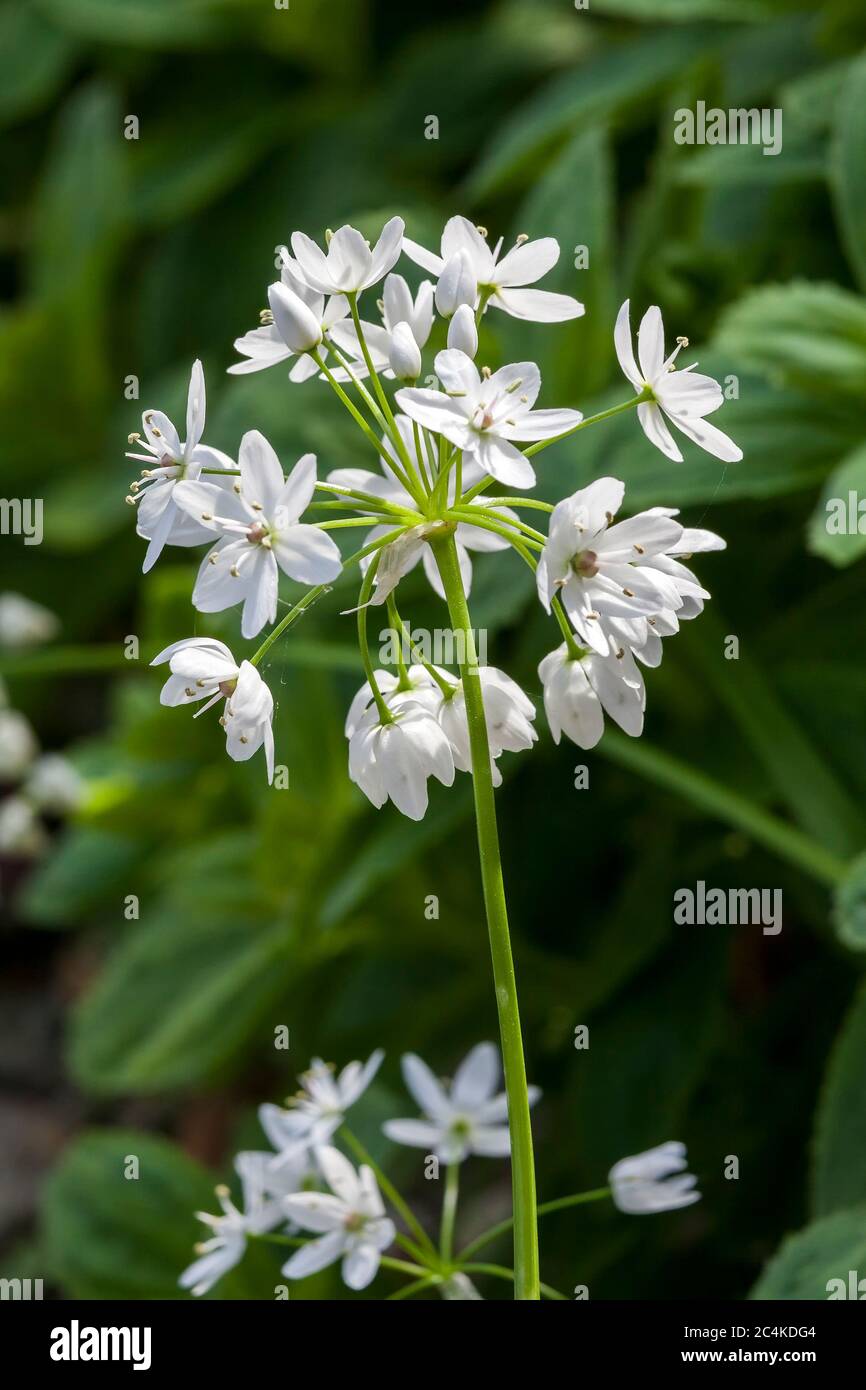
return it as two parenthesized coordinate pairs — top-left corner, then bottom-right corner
(571, 550), (599, 578)
(343, 1211), (365, 1233)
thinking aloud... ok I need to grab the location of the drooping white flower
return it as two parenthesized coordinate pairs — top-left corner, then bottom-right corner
(126, 360), (236, 573)
(260, 1051), (385, 1163)
(447, 303), (478, 357)
(383, 1042), (540, 1164)
(25, 754), (84, 814)
(402, 215), (584, 322)
(282, 1146), (396, 1291)
(397, 349), (582, 489)
(291, 217), (404, 296)
(174, 433), (342, 639)
(0, 708), (38, 779)
(0, 593), (59, 648)
(536, 477), (685, 655)
(437, 667), (537, 787)
(151, 638), (275, 782)
(615, 300), (742, 464)
(538, 643), (645, 748)
(344, 667), (447, 738)
(609, 1141), (701, 1215)
(348, 700), (455, 820)
(229, 254), (349, 383)
(0, 795), (47, 855)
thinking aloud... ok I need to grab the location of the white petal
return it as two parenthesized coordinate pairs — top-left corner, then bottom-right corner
(637, 304), (665, 383)
(493, 236), (559, 286)
(451, 1042), (500, 1109)
(401, 1052), (451, 1121)
(273, 523), (342, 585)
(491, 286), (584, 322)
(282, 1229), (346, 1278)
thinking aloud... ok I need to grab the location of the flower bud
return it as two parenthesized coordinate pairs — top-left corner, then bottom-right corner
(388, 321), (422, 381)
(268, 281), (322, 354)
(435, 250), (476, 318)
(447, 303), (478, 357)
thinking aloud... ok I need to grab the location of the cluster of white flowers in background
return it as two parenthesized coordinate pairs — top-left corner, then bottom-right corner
(0, 594), (83, 857)
(179, 1043), (700, 1298)
(125, 213), (740, 814)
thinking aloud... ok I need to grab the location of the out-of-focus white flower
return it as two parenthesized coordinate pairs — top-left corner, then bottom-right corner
(403, 215), (583, 322)
(291, 217), (404, 296)
(174, 434), (342, 639)
(397, 350), (581, 489)
(260, 1051), (384, 1164)
(437, 667), (537, 787)
(447, 303), (478, 357)
(0, 594), (59, 648)
(25, 754), (84, 815)
(384, 1042), (540, 1164)
(126, 361), (236, 573)
(609, 1141), (701, 1215)
(0, 795), (47, 856)
(538, 644), (645, 748)
(0, 708), (38, 779)
(229, 255), (349, 382)
(282, 1146), (396, 1290)
(615, 300), (742, 463)
(151, 639), (275, 782)
(439, 1273), (484, 1300)
(434, 249), (477, 318)
(348, 701), (455, 819)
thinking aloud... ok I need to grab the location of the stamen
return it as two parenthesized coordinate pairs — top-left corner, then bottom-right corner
(481, 366), (492, 379)
(622, 587), (634, 597)
(633, 543), (645, 554)
(476, 225), (488, 238)
(515, 233), (529, 245)
(259, 309), (274, 325)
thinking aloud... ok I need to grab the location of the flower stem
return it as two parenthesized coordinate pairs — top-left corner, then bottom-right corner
(458, 1187), (612, 1261)
(431, 531), (539, 1301)
(341, 1126), (439, 1261)
(440, 1163), (460, 1264)
(522, 389), (650, 458)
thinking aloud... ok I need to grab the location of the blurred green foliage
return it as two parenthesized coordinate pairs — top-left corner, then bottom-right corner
(3, 0), (866, 1299)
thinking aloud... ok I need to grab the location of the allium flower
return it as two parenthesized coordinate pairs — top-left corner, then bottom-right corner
(536, 477), (685, 654)
(402, 215), (584, 322)
(434, 249), (477, 318)
(615, 300), (742, 464)
(0, 708), (38, 779)
(291, 217), (404, 296)
(348, 702), (455, 820)
(382, 273), (434, 348)
(151, 638), (274, 782)
(0, 796), (46, 856)
(260, 1051), (385, 1163)
(384, 1042), (540, 1163)
(126, 360), (236, 573)
(396, 349), (582, 488)
(609, 1141), (701, 1215)
(437, 668), (537, 786)
(282, 1146), (396, 1290)
(229, 255), (349, 382)
(447, 302), (478, 357)
(344, 667), (445, 737)
(538, 644), (645, 748)
(0, 593), (59, 648)
(25, 754), (84, 814)
(174, 433), (342, 638)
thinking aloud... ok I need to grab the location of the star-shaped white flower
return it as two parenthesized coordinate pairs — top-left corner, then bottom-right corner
(538, 643), (645, 749)
(126, 360), (236, 573)
(402, 215), (584, 322)
(609, 1141), (701, 1215)
(290, 217), (404, 296)
(383, 1042), (540, 1163)
(615, 300), (742, 463)
(174, 433), (342, 639)
(281, 1146), (396, 1291)
(259, 1051), (385, 1164)
(396, 349), (582, 489)
(229, 254), (349, 382)
(151, 639), (276, 781)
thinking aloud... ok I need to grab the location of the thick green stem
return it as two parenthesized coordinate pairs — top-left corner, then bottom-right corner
(440, 1163), (460, 1264)
(431, 531), (539, 1301)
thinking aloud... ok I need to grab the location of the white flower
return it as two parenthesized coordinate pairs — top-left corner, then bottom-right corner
(282, 1146), (395, 1290)
(174, 433), (342, 639)
(536, 477), (685, 655)
(435, 249), (477, 318)
(609, 1141), (701, 1215)
(291, 217), (404, 296)
(388, 322), (422, 381)
(402, 215), (584, 322)
(328, 272), (433, 383)
(538, 644), (645, 748)
(0, 796), (46, 856)
(0, 708), (38, 779)
(348, 701), (455, 820)
(437, 667), (537, 787)
(328, 418), (518, 599)
(344, 667), (446, 738)
(25, 754), (84, 814)
(615, 300), (742, 464)
(382, 272), (434, 347)
(447, 303), (478, 357)
(0, 593), (59, 648)
(229, 255), (349, 382)
(383, 1042), (540, 1164)
(126, 360), (236, 573)
(396, 349), (582, 489)
(151, 638), (275, 782)
(260, 1051), (385, 1163)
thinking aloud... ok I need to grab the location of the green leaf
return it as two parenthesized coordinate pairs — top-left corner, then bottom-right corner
(831, 52), (866, 294)
(42, 1129), (267, 1298)
(589, 0), (807, 16)
(0, 1), (78, 127)
(832, 851), (866, 951)
(33, 0), (225, 46)
(813, 983), (866, 1215)
(20, 827), (139, 927)
(713, 281), (866, 397)
(806, 443), (866, 569)
(751, 1204), (866, 1298)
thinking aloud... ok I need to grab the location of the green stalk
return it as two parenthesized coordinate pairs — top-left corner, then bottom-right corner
(458, 1187), (612, 1261)
(440, 1163), (460, 1264)
(431, 531), (539, 1301)
(341, 1126), (439, 1260)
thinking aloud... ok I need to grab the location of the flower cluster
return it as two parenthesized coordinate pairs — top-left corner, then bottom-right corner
(179, 1043), (699, 1299)
(126, 212), (739, 812)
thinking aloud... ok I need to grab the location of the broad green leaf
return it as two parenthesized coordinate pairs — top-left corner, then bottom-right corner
(0, 1), (77, 127)
(42, 1129), (270, 1298)
(831, 52), (866, 294)
(751, 1204), (866, 1298)
(813, 983), (866, 1214)
(713, 281), (866, 397)
(807, 444), (866, 569)
(832, 852), (866, 951)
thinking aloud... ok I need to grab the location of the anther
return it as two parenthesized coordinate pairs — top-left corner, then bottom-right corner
(481, 365), (492, 379)
(633, 543), (645, 554)
(515, 233), (529, 245)
(127, 432), (141, 445)
(622, 587), (634, 597)
(476, 225), (488, 238)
